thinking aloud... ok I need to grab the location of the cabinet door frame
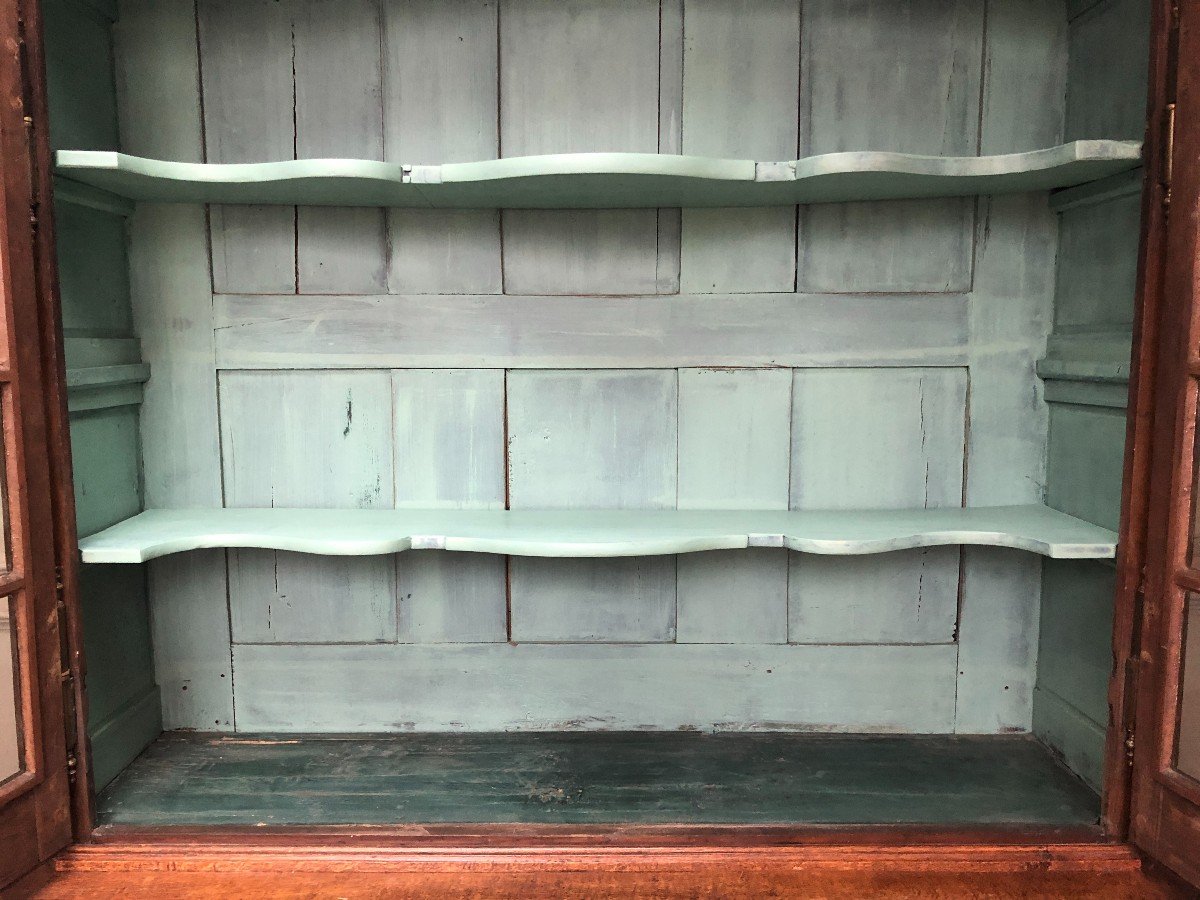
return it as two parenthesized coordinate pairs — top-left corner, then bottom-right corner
(0, 0), (87, 887)
(1125, 0), (1200, 886)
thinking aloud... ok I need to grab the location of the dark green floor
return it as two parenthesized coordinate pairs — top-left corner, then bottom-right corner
(96, 732), (1101, 827)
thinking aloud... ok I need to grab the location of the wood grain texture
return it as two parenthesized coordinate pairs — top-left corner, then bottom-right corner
(197, 0), (295, 293)
(384, 0), (501, 295)
(116, 0), (233, 732)
(220, 370), (396, 644)
(393, 370), (505, 643)
(789, 368), (966, 645)
(212, 292), (970, 370)
(798, 0), (983, 295)
(231, 643), (960, 732)
(293, 0), (387, 295)
(507, 370), (678, 642)
(679, 0), (799, 294)
(676, 369), (791, 644)
(499, 0), (660, 295)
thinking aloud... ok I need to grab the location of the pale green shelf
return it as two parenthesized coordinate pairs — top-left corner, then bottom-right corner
(54, 140), (1141, 209)
(78, 505), (1118, 564)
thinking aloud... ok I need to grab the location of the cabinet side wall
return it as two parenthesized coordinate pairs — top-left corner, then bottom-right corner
(1034, 0), (1150, 790)
(119, 0), (1063, 735)
(46, 0), (161, 790)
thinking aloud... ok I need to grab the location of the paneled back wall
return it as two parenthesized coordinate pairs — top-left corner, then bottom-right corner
(114, 0), (1066, 733)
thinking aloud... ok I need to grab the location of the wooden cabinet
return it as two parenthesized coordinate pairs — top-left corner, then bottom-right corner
(1, 0), (1198, 890)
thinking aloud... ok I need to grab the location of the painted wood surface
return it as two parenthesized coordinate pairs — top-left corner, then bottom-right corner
(789, 368), (966, 645)
(219, 371), (396, 644)
(232, 643), (960, 732)
(116, 0), (234, 732)
(212, 292), (970, 370)
(392, 370), (506, 643)
(94, 732), (1100, 827)
(678, 0), (799, 294)
(53, 142), (1143, 208)
(676, 370), (791, 644)
(506, 371), (678, 642)
(78, 505), (1119, 565)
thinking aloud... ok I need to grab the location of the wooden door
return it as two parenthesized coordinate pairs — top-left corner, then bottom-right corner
(0, 0), (83, 888)
(1127, 1), (1200, 887)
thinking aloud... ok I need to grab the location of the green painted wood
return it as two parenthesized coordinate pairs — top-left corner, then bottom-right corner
(1065, 0), (1151, 142)
(233, 643), (959, 732)
(53, 142), (1142, 209)
(789, 369), (966, 646)
(42, 0), (120, 152)
(678, 0), (799, 294)
(1046, 406), (1128, 532)
(798, 0), (983, 295)
(392, 370), (506, 644)
(69, 409), (142, 539)
(676, 370), (791, 645)
(1049, 167), (1143, 212)
(65, 364), (150, 413)
(211, 292), (970, 371)
(220, 370), (396, 644)
(506, 371), (678, 643)
(198, 0), (296, 293)
(1053, 191), (1143, 331)
(53, 176), (134, 217)
(95, 732), (1099, 827)
(1037, 330), (1135, 383)
(53, 197), (133, 336)
(383, 0), (503, 298)
(78, 505), (1119, 565)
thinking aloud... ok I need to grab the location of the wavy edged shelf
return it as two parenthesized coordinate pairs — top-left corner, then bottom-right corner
(78, 505), (1117, 564)
(54, 140), (1142, 209)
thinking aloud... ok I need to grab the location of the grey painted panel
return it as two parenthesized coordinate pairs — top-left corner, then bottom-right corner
(790, 549), (959, 645)
(1065, 0), (1150, 141)
(294, 0), (387, 294)
(212, 292), (970, 369)
(393, 370), (506, 643)
(798, 0), (982, 295)
(508, 370), (677, 642)
(1054, 193), (1142, 330)
(149, 551), (234, 730)
(384, 0), (502, 295)
(233, 642), (960, 732)
(198, 0), (296, 293)
(118, 0), (232, 730)
(789, 368), (966, 645)
(499, 0), (660, 295)
(679, 0), (799, 294)
(1046, 405), (1127, 531)
(677, 368), (791, 644)
(221, 370), (396, 643)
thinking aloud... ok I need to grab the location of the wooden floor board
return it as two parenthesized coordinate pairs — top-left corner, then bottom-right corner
(94, 732), (1101, 828)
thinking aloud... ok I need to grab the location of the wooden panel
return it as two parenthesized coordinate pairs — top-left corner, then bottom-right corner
(1178, 594), (1200, 781)
(232, 643), (961, 732)
(1054, 194), (1143, 329)
(676, 369), (791, 644)
(679, 0), (799, 294)
(384, 0), (501, 295)
(220, 371), (396, 643)
(198, 0), (295, 293)
(52, 201), (131, 336)
(507, 370), (677, 642)
(119, 0), (232, 728)
(1046, 405), (1128, 531)
(213, 292), (970, 369)
(500, 0), (660, 294)
(68, 409), (141, 538)
(788, 368), (966, 644)
(798, 0), (983, 294)
(294, 0), (387, 294)
(42, 0), (119, 151)
(393, 370), (506, 643)
(1065, 0), (1150, 142)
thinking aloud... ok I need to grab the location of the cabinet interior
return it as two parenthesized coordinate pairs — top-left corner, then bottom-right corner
(49, 0), (1149, 828)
